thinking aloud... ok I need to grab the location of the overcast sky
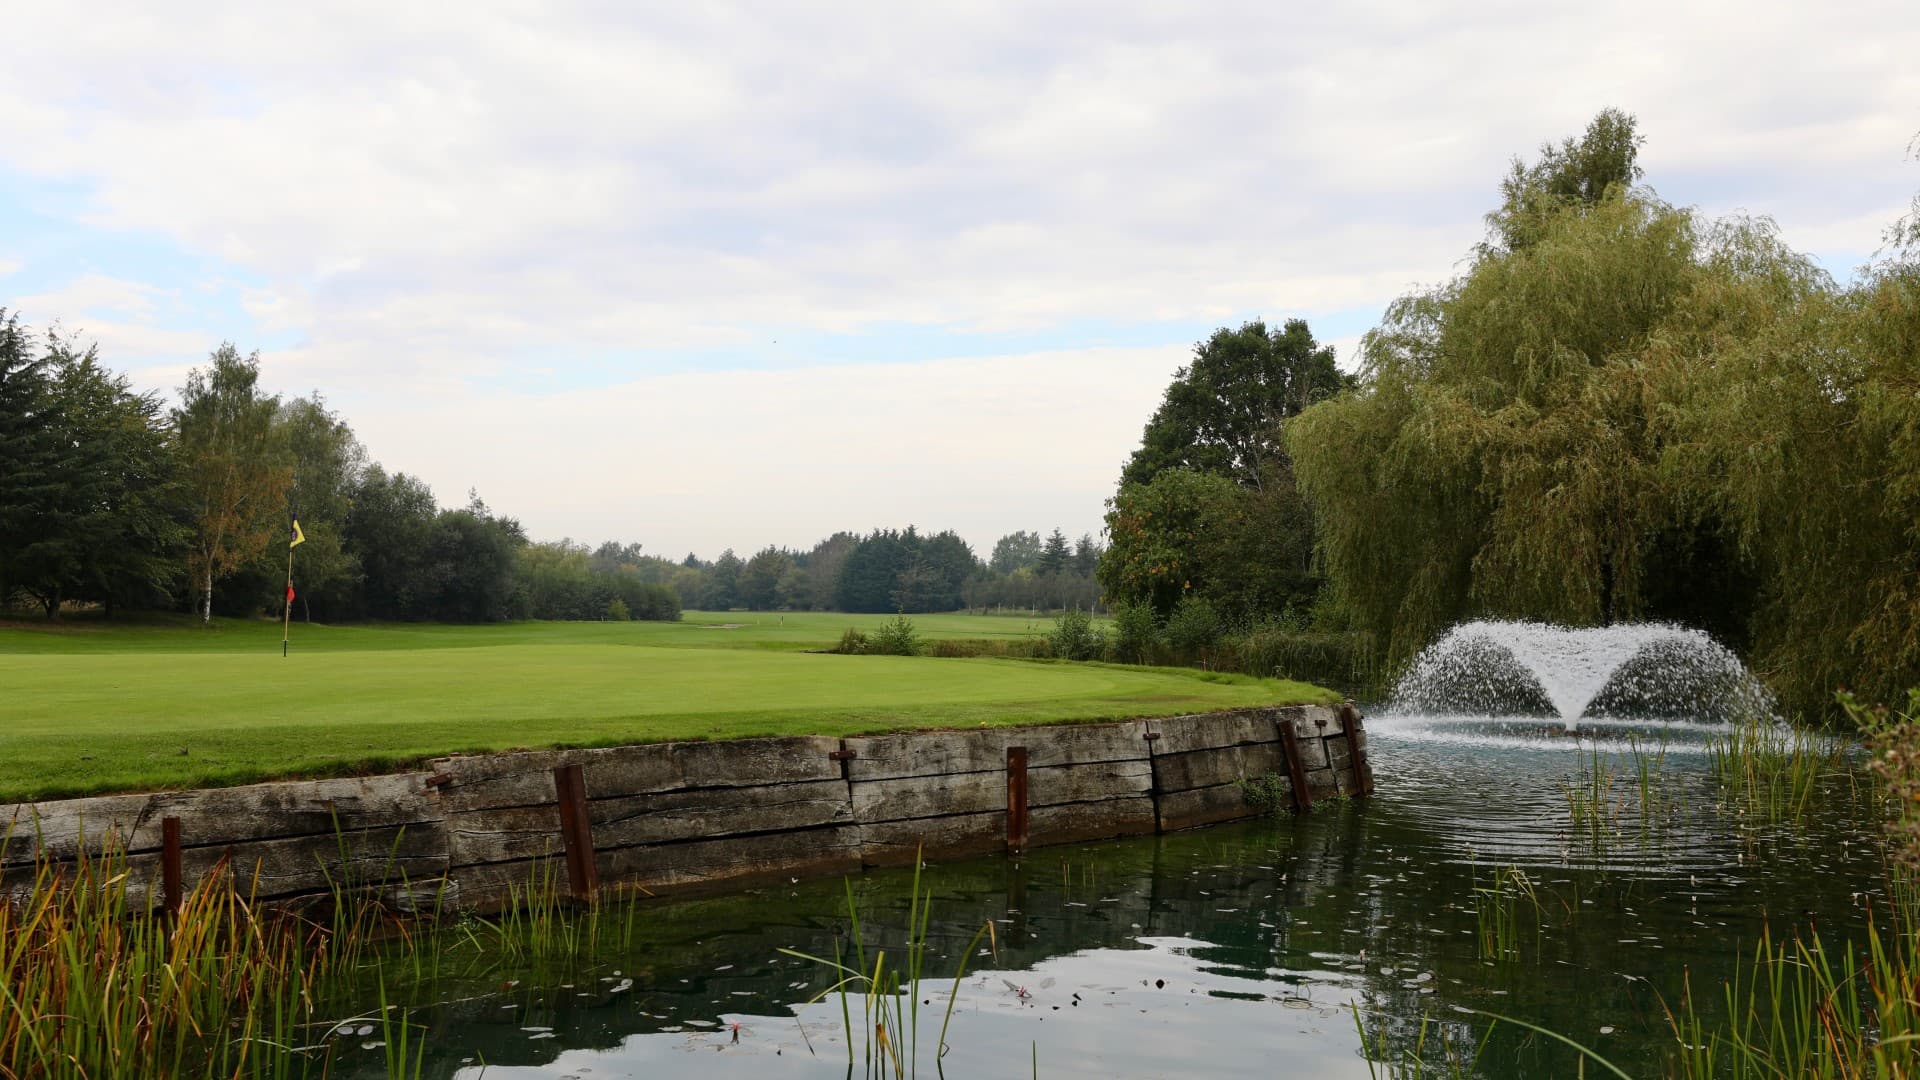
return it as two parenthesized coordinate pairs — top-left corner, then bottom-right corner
(2, 3), (1915, 560)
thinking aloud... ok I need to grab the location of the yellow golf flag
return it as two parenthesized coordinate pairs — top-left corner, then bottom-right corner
(290, 517), (306, 548)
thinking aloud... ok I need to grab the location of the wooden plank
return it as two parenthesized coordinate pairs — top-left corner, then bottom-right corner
(1303, 704), (1343, 736)
(553, 764), (599, 902)
(1006, 747), (1028, 855)
(1, 774), (439, 866)
(1279, 719), (1314, 812)
(1027, 796), (1158, 848)
(1343, 705), (1375, 796)
(1158, 784), (1270, 832)
(432, 736), (844, 812)
(1303, 764), (1343, 800)
(597, 827), (862, 895)
(841, 729), (1000, 781)
(845, 723), (1149, 781)
(1028, 760), (1153, 806)
(858, 812), (1005, 866)
(851, 771), (1004, 821)
(161, 817), (181, 916)
(1152, 742), (1288, 794)
(1152, 710), (1284, 755)
(445, 780), (854, 866)
(68, 824), (452, 907)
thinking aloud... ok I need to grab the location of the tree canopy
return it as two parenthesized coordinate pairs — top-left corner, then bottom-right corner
(1287, 109), (1920, 716)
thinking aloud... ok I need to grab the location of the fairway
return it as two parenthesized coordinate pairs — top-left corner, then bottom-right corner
(0, 614), (1335, 801)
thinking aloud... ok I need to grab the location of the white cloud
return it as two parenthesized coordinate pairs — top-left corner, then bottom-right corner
(340, 345), (1186, 557)
(0, 1), (1915, 546)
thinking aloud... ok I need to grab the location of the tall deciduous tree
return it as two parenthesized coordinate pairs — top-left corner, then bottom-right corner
(277, 395), (366, 618)
(1120, 319), (1351, 492)
(174, 345), (290, 623)
(989, 530), (1042, 575)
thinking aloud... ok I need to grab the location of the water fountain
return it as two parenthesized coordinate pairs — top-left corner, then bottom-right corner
(1386, 620), (1772, 731)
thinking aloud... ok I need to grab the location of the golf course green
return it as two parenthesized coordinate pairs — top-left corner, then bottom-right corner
(0, 612), (1336, 801)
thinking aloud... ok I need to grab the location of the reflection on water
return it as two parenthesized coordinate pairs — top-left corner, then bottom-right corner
(331, 716), (1879, 1079)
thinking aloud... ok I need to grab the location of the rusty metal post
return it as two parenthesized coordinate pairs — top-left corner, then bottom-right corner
(1277, 719), (1314, 812)
(161, 816), (183, 916)
(1006, 746), (1029, 855)
(552, 763), (600, 903)
(1342, 701), (1375, 796)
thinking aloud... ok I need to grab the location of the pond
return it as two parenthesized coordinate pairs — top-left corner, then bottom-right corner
(323, 712), (1880, 1078)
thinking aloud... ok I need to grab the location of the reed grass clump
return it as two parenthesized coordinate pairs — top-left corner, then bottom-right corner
(1707, 713), (1846, 823)
(0, 847), (391, 1079)
(1562, 744), (1622, 845)
(1473, 865), (1543, 963)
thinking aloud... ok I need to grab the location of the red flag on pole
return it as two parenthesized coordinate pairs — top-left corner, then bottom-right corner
(286, 584), (296, 604)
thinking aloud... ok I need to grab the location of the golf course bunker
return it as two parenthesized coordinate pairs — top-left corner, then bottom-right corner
(1, 705), (1371, 912)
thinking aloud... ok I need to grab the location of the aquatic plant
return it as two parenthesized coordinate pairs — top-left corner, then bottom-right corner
(778, 855), (997, 1078)
(1473, 865), (1543, 963)
(1350, 1006), (1492, 1078)
(1707, 712), (1845, 823)
(0, 842), (424, 1079)
(1236, 771), (1294, 814)
(1562, 743), (1621, 845)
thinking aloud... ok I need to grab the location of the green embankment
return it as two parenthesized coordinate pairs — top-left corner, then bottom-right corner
(0, 612), (1336, 801)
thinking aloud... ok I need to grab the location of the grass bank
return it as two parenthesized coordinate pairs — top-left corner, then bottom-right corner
(0, 613), (1331, 802)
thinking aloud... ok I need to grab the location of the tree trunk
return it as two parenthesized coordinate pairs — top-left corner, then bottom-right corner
(202, 571), (213, 624)
(42, 591), (58, 621)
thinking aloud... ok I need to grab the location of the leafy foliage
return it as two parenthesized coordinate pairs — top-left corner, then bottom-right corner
(1121, 318), (1352, 490)
(1048, 606), (1105, 661)
(173, 344), (291, 623)
(869, 613), (920, 656)
(1289, 110), (1920, 715)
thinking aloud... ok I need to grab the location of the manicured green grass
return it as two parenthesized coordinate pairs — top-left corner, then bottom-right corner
(0, 614), (1333, 802)
(0, 609), (1069, 654)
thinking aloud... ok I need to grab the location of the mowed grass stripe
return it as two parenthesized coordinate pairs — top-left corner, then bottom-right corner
(0, 610), (1068, 655)
(0, 642), (1333, 801)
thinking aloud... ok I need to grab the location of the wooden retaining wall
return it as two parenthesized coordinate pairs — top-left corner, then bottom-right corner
(1, 704), (1372, 912)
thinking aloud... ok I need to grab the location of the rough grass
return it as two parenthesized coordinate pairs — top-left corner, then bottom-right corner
(0, 613), (1332, 802)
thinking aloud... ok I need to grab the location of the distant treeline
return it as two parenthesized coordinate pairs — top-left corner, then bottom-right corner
(0, 329), (1101, 623)
(678, 527), (1102, 615)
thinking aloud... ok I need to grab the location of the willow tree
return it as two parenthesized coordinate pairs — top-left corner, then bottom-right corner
(174, 345), (291, 624)
(1657, 216), (1920, 715)
(1286, 111), (1828, 675)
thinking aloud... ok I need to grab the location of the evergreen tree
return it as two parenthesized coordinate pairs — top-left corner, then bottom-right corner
(0, 310), (57, 608)
(1037, 528), (1071, 578)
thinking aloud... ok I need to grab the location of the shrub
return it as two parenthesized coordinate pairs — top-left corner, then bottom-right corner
(835, 627), (869, 654)
(605, 597), (631, 621)
(1049, 607), (1105, 661)
(870, 614), (920, 656)
(1110, 600), (1161, 664)
(1165, 594), (1223, 653)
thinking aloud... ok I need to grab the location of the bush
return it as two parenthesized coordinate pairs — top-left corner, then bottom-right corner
(1110, 600), (1161, 664)
(1049, 607), (1105, 661)
(1164, 594), (1223, 653)
(835, 627), (869, 654)
(605, 597), (631, 621)
(870, 614), (920, 656)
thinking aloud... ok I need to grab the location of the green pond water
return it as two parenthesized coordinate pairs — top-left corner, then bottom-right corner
(325, 715), (1881, 1078)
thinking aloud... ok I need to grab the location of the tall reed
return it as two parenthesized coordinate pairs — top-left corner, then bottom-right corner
(1707, 713), (1845, 822)
(778, 854), (996, 1078)
(0, 844), (385, 1079)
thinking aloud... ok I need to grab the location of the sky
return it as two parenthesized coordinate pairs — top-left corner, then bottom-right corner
(2, 2), (1915, 560)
